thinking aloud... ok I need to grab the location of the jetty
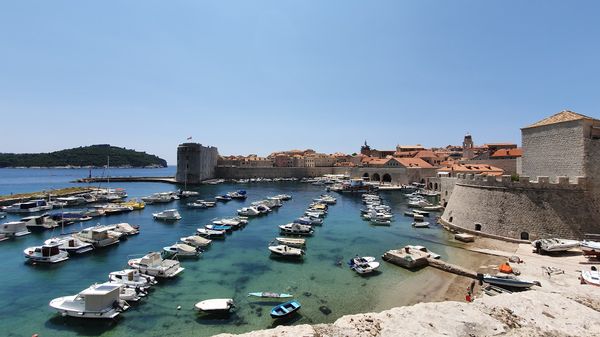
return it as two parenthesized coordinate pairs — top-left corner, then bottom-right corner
(383, 246), (479, 279)
(75, 176), (177, 184)
(0, 187), (97, 206)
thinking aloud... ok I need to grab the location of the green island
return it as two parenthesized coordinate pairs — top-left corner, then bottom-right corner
(0, 144), (167, 168)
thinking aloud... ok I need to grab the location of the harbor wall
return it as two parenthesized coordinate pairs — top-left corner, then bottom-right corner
(176, 143), (219, 184)
(215, 167), (436, 185)
(440, 173), (600, 240)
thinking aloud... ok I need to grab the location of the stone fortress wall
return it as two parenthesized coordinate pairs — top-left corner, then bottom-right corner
(440, 173), (597, 241)
(175, 143), (219, 184)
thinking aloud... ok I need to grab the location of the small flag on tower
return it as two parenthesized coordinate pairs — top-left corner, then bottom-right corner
(187, 136), (192, 140)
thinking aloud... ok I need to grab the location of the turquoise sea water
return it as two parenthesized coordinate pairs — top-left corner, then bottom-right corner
(0, 168), (457, 337)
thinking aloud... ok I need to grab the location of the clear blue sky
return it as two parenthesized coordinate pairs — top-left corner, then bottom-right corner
(1, 1), (599, 164)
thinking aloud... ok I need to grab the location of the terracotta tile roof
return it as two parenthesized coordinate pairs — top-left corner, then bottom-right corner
(437, 163), (504, 175)
(394, 158), (433, 168)
(491, 148), (523, 158)
(524, 110), (596, 129)
(414, 150), (439, 158)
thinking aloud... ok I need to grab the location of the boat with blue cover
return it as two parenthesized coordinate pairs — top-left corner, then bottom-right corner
(270, 300), (301, 318)
(215, 194), (232, 202)
(205, 224), (233, 232)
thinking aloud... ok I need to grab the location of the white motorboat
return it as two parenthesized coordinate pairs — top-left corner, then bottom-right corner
(178, 190), (199, 198)
(194, 298), (235, 314)
(412, 210), (430, 217)
(268, 244), (304, 258)
(181, 235), (212, 248)
(412, 222), (430, 228)
(196, 228), (226, 239)
(279, 223), (314, 236)
(153, 209), (181, 221)
(294, 216), (323, 226)
(0, 221), (31, 237)
(49, 283), (130, 319)
(44, 235), (94, 254)
(305, 211), (325, 219)
(348, 256), (380, 274)
(55, 196), (88, 206)
(255, 205), (271, 214)
(370, 218), (392, 226)
(237, 207), (260, 216)
(103, 223), (140, 236)
(412, 214), (425, 221)
(118, 286), (145, 302)
(482, 274), (539, 289)
(75, 226), (120, 248)
(423, 205), (444, 211)
(5, 199), (52, 214)
(213, 217), (248, 229)
(187, 201), (207, 209)
(531, 238), (580, 253)
(109, 269), (157, 289)
(580, 240), (600, 256)
(24, 241), (69, 263)
(128, 252), (184, 278)
(21, 214), (59, 231)
(580, 267), (600, 286)
(408, 199), (432, 208)
(275, 237), (306, 248)
(163, 243), (201, 258)
(272, 194), (292, 201)
(98, 204), (133, 216)
(142, 192), (175, 204)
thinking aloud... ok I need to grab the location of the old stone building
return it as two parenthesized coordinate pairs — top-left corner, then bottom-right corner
(175, 143), (219, 184)
(439, 110), (600, 241)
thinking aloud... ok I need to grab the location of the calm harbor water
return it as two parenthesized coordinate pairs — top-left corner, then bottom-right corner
(0, 168), (460, 337)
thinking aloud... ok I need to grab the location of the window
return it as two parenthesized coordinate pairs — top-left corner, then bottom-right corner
(475, 223), (482, 231)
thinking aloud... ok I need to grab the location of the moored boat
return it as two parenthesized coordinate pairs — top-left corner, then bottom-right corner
(248, 292), (293, 299)
(21, 214), (59, 231)
(44, 235), (94, 254)
(482, 274), (539, 289)
(194, 298), (235, 314)
(180, 235), (212, 248)
(24, 241), (69, 263)
(128, 252), (184, 278)
(0, 221), (31, 237)
(412, 221), (430, 228)
(279, 223), (314, 236)
(163, 243), (201, 258)
(196, 228), (226, 239)
(275, 237), (306, 248)
(532, 238), (580, 253)
(581, 240), (600, 256)
(109, 269), (157, 290)
(49, 283), (129, 319)
(270, 300), (301, 318)
(153, 209), (181, 221)
(580, 267), (600, 286)
(268, 244), (304, 258)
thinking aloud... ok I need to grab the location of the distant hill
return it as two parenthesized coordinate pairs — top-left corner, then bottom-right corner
(0, 145), (168, 168)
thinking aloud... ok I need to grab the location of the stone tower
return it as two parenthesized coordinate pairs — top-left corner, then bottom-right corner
(462, 133), (474, 159)
(176, 143), (219, 184)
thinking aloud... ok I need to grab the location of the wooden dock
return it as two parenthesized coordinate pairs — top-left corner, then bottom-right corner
(75, 176), (177, 184)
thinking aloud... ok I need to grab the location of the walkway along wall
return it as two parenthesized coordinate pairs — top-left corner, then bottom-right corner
(440, 174), (600, 241)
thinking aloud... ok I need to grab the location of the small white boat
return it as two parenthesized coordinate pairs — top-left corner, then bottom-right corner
(5, 199), (52, 214)
(279, 223), (314, 236)
(49, 283), (130, 319)
(412, 222), (430, 228)
(109, 269), (157, 289)
(181, 235), (212, 248)
(128, 252), (184, 278)
(580, 267), (600, 286)
(348, 256), (380, 274)
(0, 221), (31, 237)
(268, 244), (304, 258)
(153, 209), (181, 221)
(75, 226), (119, 248)
(275, 237), (306, 248)
(412, 214), (424, 221)
(21, 214), (59, 231)
(237, 207), (260, 216)
(163, 243), (201, 258)
(248, 292), (292, 298)
(44, 235), (94, 254)
(196, 228), (226, 239)
(370, 218), (392, 226)
(213, 217), (248, 229)
(422, 205), (444, 211)
(194, 298), (235, 314)
(412, 210), (430, 217)
(482, 274), (539, 289)
(187, 201), (207, 209)
(24, 242), (69, 264)
(103, 223), (140, 236)
(142, 192), (175, 204)
(532, 238), (580, 253)
(178, 190), (199, 198)
(118, 286), (145, 302)
(581, 240), (600, 256)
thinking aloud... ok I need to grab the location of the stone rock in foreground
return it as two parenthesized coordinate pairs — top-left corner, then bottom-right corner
(214, 291), (600, 337)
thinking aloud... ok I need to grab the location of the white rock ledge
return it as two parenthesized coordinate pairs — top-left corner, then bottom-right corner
(214, 291), (600, 337)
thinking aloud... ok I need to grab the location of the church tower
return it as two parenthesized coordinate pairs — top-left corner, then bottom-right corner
(463, 133), (474, 159)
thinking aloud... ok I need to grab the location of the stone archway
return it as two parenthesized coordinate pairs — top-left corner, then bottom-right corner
(475, 223), (482, 231)
(434, 183), (438, 191)
(382, 173), (392, 183)
(428, 182), (433, 189)
(520, 232), (530, 240)
(372, 173), (381, 182)
(362, 172), (370, 181)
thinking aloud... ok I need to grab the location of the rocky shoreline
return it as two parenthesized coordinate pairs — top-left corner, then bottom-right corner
(216, 242), (600, 337)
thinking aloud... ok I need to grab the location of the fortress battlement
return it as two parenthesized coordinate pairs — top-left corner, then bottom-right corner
(454, 173), (587, 190)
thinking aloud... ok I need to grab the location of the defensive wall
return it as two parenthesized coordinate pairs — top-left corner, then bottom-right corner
(215, 166), (436, 185)
(440, 173), (600, 241)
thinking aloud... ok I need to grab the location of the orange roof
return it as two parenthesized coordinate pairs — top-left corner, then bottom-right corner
(523, 110), (596, 129)
(414, 150), (439, 159)
(491, 148), (523, 158)
(394, 158), (433, 168)
(437, 163), (503, 175)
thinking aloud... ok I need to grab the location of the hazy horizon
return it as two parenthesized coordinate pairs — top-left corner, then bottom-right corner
(2, 1), (599, 164)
